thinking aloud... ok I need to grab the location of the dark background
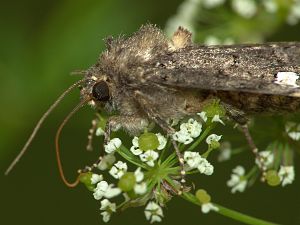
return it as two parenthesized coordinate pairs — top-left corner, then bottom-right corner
(1, 0), (300, 224)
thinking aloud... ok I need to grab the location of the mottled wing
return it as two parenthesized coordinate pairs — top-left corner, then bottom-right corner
(145, 43), (300, 97)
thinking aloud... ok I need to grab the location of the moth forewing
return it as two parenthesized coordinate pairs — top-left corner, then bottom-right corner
(144, 43), (300, 96)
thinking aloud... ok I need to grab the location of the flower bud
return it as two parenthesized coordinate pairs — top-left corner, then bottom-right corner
(266, 170), (281, 186)
(118, 172), (136, 192)
(202, 99), (225, 118)
(138, 133), (159, 151)
(79, 172), (95, 191)
(196, 189), (211, 204)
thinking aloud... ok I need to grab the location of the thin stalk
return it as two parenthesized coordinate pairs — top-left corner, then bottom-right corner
(187, 123), (216, 152)
(182, 192), (279, 225)
(117, 146), (148, 169)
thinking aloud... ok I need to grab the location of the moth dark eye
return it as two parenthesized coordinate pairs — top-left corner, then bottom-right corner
(92, 81), (110, 101)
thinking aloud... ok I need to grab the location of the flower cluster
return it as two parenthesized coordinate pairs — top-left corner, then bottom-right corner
(79, 98), (297, 224)
(226, 140), (296, 193)
(184, 151), (214, 175)
(255, 151), (274, 170)
(172, 118), (202, 144)
(227, 166), (248, 193)
(91, 162), (148, 222)
(79, 102), (227, 223)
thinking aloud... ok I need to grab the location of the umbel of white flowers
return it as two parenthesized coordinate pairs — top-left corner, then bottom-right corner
(81, 109), (225, 223)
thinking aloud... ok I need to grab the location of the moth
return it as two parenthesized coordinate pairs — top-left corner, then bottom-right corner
(5, 24), (300, 187)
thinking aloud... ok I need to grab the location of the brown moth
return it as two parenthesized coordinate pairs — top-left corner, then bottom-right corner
(5, 24), (300, 187)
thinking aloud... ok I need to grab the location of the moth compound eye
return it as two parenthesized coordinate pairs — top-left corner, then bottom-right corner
(92, 81), (110, 101)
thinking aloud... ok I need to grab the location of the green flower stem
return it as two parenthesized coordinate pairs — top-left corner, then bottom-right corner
(187, 123), (216, 151)
(214, 203), (279, 225)
(283, 144), (293, 166)
(244, 166), (259, 180)
(182, 192), (279, 225)
(117, 146), (148, 170)
(231, 147), (246, 155)
(165, 178), (279, 225)
(185, 169), (199, 175)
(273, 142), (283, 170)
(202, 146), (213, 158)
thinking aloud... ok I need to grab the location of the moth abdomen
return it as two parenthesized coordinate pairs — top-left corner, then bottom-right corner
(215, 91), (300, 114)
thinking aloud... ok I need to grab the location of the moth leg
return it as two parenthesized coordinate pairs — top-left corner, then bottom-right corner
(86, 117), (99, 151)
(239, 125), (267, 181)
(134, 91), (185, 194)
(222, 102), (266, 180)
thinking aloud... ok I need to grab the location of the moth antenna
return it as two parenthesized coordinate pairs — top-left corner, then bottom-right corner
(5, 79), (84, 176)
(70, 70), (86, 76)
(55, 97), (90, 188)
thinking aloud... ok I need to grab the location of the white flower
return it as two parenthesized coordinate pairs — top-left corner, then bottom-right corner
(212, 115), (225, 125)
(173, 119), (202, 144)
(183, 151), (214, 175)
(197, 112), (207, 122)
(197, 159), (214, 175)
(263, 0), (278, 13)
(287, 131), (300, 141)
(132, 167), (147, 195)
(278, 166), (295, 187)
(218, 142), (231, 162)
(109, 161), (128, 179)
(275, 72), (299, 87)
(101, 211), (111, 223)
(134, 167), (144, 182)
(104, 138), (122, 154)
(180, 118), (202, 138)
(223, 37), (235, 45)
(100, 199), (116, 223)
(93, 181), (121, 200)
(184, 151), (202, 168)
(201, 203), (219, 214)
(156, 133), (167, 150)
(91, 174), (103, 184)
(206, 134), (222, 145)
(93, 181), (108, 200)
(140, 150), (159, 167)
(145, 201), (164, 223)
(227, 166), (248, 193)
(204, 35), (221, 45)
(95, 127), (105, 136)
(130, 136), (143, 155)
(287, 2), (300, 25)
(285, 121), (300, 141)
(104, 185), (122, 199)
(202, 0), (225, 9)
(97, 154), (116, 171)
(134, 182), (147, 195)
(255, 151), (274, 169)
(232, 0), (257, 19)
(172, 129), (193, 144)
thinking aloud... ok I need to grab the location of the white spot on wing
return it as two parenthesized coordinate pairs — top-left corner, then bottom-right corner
(274, 72), (299, 87)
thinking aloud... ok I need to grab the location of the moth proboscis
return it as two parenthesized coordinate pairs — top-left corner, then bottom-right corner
(5, 24), (300, 188)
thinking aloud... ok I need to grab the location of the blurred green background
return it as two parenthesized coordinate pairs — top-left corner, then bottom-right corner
(1, 0), (300, 224)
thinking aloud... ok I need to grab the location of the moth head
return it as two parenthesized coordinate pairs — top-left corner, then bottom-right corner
(80, 74), (113, 106)
(91, 80), (110, 102)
